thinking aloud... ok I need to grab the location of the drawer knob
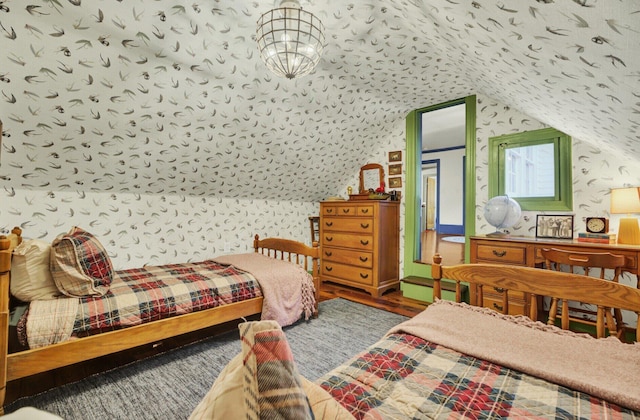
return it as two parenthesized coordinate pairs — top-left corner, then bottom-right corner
(360, 223), (369, 229)
(492, 250), (507, 257)
(359, 256), (368, 262)
(493, 303), (504, 311)
(325, 236), (333, 242)
(324, 251), (332, 257)
(360, 239), (369, 246)
(361, 209), (369, 214)
(342, 209), (350, 214)
(325, 221), (333, 227)
(326, 266), (333, 272)
(360, 273), (369, 279)
(494, 287), (505, 293)
(326, 209), (333, 213)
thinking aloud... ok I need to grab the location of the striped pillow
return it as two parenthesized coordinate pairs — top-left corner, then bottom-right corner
(50, 227), (113, 297)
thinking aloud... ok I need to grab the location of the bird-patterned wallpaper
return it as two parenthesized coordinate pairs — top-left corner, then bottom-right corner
(1, 1), (639, 273)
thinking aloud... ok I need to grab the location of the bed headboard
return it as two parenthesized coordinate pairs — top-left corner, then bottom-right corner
(431, 254), (640, 341)
(0, 227), (22, 407)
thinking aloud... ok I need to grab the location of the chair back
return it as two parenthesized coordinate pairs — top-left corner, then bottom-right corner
(541, 247), (627, 338)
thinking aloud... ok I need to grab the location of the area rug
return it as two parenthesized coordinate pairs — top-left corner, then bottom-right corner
(5, 298), (409, 419)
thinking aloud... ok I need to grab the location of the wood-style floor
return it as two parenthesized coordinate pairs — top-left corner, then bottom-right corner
(6, 282), (426, 406)
(319, 281), (428, 318)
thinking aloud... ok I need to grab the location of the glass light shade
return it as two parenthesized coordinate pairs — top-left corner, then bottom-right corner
(256, 1), (325, 79)
(610, 187), (640, 245)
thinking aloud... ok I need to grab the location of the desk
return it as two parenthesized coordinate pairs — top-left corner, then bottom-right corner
(470, 235), (640, 315)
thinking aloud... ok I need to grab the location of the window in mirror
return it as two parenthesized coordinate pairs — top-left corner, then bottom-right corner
(489, 127), (572, 211)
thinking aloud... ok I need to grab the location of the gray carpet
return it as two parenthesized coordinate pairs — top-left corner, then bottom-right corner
(5, 298), (409, 419)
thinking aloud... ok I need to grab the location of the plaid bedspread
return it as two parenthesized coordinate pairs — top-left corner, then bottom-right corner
(318, 333), (639, 419)
(73, 260), (262, 336)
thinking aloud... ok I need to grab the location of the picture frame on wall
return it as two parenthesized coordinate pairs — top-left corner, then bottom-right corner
(388, 164), (402, 175)
(388, 177), (402, 188)
(535, 215), (574, 239)
(388, 151), (402, 162)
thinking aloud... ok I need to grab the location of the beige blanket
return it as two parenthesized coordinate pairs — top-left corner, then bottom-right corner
(389, 299), (640, 412)
(213, 253), (315, 327)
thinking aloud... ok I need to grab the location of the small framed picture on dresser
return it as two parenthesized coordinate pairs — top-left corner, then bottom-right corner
(536, 215), (574, 239)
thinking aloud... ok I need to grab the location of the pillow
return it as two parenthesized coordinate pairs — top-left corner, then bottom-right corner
(50, 227), (113, 297)
(10, 239), (59, 301)
(190, 320), (316, 420)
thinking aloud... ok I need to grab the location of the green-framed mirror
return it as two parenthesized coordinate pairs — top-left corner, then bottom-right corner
(403, 96), (477, 278)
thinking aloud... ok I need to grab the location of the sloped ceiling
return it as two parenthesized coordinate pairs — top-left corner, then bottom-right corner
(1, 1), (638, 202)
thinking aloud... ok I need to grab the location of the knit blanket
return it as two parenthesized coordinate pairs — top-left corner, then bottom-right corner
(213, 253), (316, 326)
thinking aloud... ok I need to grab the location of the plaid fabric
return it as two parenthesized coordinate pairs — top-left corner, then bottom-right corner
(318, 333), (640, 419)
(73, 260), (262, 336)
(50, 227), (114, 297)
(240, 321), (313, 420)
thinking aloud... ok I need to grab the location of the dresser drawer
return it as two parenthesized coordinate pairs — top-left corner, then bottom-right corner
(321, 232), (373, 251)
(322, 247), (372, 268)
(357, 205), (374, 216)
(322, 217), (373, 233)
(474, 244), (526, 265)
(482, 295), (526, 316)
(322, 261), (373, 286)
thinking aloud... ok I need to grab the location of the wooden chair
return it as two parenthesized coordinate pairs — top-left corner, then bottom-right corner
(541, 247), (626, 339)
(308, 216), (320, 244)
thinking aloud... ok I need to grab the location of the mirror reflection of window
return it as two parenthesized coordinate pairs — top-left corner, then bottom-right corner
(505, 143), (555, 198)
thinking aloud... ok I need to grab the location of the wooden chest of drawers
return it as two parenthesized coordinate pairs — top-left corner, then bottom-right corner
(320, 201), (400, 297)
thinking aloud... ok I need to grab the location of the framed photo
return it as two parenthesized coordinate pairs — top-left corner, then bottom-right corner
(388, 164), (402, 175)
(388, 177), (402, 188)
(535, 215), (574, 239)
(388, 150), (402, 162)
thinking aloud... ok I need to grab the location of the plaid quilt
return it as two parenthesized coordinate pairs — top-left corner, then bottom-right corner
(318, 333), (639, 419)
(73, 260), (262, 336)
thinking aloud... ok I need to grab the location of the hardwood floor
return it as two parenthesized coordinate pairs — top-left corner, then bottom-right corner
(319, 281), (428, 318)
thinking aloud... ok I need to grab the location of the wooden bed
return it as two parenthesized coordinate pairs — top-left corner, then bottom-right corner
(0, 228), (319, 413)
(193, 253), (640, 419)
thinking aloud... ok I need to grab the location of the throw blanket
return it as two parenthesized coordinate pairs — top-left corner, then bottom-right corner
(390, 300), (640, 412)
(213, 253), (316, 327)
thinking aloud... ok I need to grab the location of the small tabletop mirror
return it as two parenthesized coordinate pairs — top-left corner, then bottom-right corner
(359, 163), (385, 193)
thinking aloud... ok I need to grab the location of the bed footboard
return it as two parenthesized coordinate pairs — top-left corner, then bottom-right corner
(254, 235), (321, 316)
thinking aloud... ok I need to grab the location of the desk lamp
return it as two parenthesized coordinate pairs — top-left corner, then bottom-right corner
(610, 187), (640, 245)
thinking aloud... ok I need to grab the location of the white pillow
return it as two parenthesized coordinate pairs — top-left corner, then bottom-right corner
(11, 239), (60, 301)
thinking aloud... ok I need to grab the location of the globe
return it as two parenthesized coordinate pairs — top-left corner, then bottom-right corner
(484, 195), (522, 236)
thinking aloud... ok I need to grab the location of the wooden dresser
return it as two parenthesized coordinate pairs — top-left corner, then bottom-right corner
(470, 235), (640, 316)
(319, 200), (400, 297)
